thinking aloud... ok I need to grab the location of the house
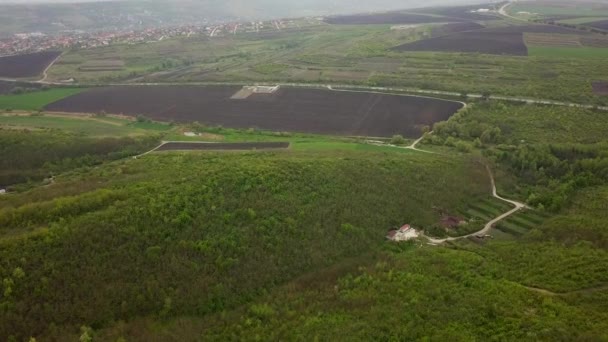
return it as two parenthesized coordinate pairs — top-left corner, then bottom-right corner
(387, 224), (419, 241)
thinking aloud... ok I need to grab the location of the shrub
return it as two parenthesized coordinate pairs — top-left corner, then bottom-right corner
(390, 134), (407, 145)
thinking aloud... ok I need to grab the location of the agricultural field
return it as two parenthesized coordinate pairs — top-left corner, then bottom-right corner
(528, 45), (608, 58)
(587, 19), (608, 30)
(155, 141), (290, 151)
(0, 51), (61, 78)
(78, 59), (125, 72)
(592, 81), (608, 95)
(394, 31), (528, 56)
(431, 22), (486, 37)
(44, 85), (463, 138)
(492, 209), (551, 239)
(0, 88), (84, 111)
(39, 21), (608, 103)
(0, 113), (171, 137)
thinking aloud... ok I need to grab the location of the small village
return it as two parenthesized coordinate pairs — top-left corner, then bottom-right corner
(0, 18), (317, 56)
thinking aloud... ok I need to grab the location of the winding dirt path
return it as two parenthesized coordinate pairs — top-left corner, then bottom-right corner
(37, 53), (62, 83)
(424, 165), (527, 244)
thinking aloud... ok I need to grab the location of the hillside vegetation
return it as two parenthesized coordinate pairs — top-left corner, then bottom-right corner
(0, 149), (488, 340)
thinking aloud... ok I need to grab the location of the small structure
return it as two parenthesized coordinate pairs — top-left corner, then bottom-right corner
(231, 85), (280, 99)
(387, 224), (419, 241)
(0, 189), (6, 195)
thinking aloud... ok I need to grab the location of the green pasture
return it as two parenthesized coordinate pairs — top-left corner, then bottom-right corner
(0, 113), (171, 137)
(528, 46), (608, 58)
(0, 88), (84, 111)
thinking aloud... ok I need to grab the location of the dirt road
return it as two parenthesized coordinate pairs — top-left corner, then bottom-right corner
(424, 165), (527, 244)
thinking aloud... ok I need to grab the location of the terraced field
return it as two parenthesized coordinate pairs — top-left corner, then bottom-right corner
(445, 198), (550, 240)
(492, 209), (552, 239)
(440, 196), (515, 237)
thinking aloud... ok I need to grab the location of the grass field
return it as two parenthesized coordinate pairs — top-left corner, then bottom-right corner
(0, 114), (171, 137)
(0, 88), (84, 111)
(528, 46), (608, 58)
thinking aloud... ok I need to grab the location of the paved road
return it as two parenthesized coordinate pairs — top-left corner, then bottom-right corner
(498, 1), (522, 21)
(424, 165), (527, 244)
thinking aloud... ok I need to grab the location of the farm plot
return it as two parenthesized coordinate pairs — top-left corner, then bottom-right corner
(486, 24), (592, 35)
(324, 12), (467, 25)
(580, 36), (608, 48)
(0, 51), (61, 78)
(78, 59), (125, 72)
(394, 31), (528, 56)
(156, 141), (290, 151)
(44, 85), (463, 138)
(524, 33), (581, 47)
(431, 22), (485, 37)
(592, 81), (608, 95)
(586, 19), (608, 30)
(492, 209), (551, 239)
(430, 196), (514, 238)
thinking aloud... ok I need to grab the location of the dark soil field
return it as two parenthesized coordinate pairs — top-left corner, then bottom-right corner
(324, 12), (467, 25)
(592, 81), (608, 95)
(587, 20), (608, 30)
(432, 22), (485, 37)
(393, 23), (597, 56)
(394, 31), (528, 56)
(156, 142), (290, 151)
(44, 86), (463, 138)
(0, 51), (61, 78)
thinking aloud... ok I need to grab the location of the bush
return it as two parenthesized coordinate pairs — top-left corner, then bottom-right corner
(136, 115), (151, 123)
(390, 134), (407, 145)
(455, 141), (472, 153)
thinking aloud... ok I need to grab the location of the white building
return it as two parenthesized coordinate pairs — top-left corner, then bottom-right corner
(387, 224), (419, 241)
